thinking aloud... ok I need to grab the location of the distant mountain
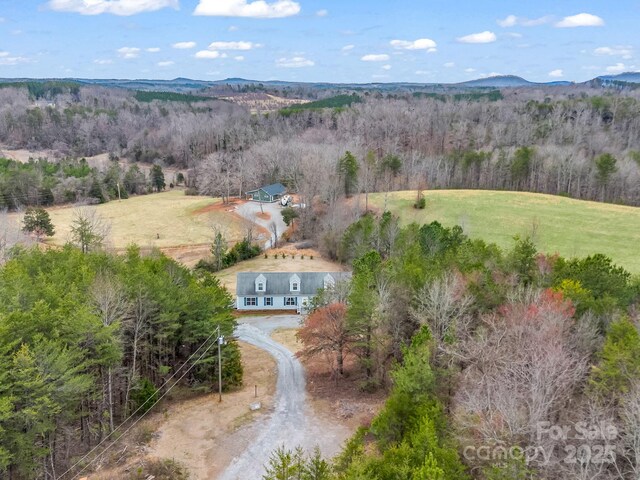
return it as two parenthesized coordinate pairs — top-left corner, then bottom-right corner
(457, 75), (572, 88)
(0, 74), (634, 94)
(596, 72), (640, 83)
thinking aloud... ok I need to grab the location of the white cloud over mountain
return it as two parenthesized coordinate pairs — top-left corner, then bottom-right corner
(276, 56), (314, 68)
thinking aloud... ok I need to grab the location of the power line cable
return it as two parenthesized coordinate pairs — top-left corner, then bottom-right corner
(57, 328), (222, 479)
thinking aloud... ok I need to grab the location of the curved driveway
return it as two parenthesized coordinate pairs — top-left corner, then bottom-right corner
(220, 315), (349, 480)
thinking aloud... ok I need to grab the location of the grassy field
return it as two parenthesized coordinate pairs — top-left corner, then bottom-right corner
(368, 190), (640, 273)
(45, 190), (248, 251)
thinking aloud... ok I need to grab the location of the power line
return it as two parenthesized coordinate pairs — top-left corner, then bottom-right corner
(57, 328), (222, 479)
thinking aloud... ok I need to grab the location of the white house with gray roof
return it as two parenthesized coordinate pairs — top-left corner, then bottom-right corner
(236, 272), (351, 313)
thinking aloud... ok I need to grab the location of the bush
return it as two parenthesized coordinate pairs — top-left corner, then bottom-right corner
(184, 187), (199, 195)
(128, 459), (189, 480)
(414, 196), (426, 209)
(131, 378), (158, 414)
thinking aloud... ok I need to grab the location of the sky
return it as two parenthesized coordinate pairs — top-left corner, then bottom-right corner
(0, 0), (639, 83)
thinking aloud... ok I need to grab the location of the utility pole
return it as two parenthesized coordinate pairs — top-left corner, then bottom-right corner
(117, 182), (121, 201)
(217, 325), (224, 403)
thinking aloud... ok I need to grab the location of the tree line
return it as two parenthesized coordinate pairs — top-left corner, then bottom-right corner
(2, 83), (640, 211)
(0, 156), (171, 210)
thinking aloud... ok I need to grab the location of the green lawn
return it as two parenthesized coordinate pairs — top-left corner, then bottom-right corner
(368, 190), (640, 273)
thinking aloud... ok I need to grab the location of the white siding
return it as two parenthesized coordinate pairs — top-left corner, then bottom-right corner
(237, 295), (302, 311)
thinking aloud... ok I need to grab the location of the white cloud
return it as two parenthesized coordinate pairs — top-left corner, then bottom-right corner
(606, 63), (628, 74)
(0, 55), (29, 66)
(316, 9), (328, 17)
(361, 54), (390, 62)
(505, 32), (523, 38)
(276, 56), (314, 68)
(94, 59), (113, 65)
(117, 47), (140, 59)
(341, 44), (355, 52)
(555, 13), (604, 28)
(194, 0), (301, 18)
(480, 72), (502, 78)
(157, 61), (175, 67)
(146, 47), (161, 52)
(207, 41), (261, 50)
(228, 25), (239, 31)
(594, 46), (633, 59)
(390, 38), (437, 51)
(195, 50), (222, 59)
(234, 55), (245, 61)
(382, 64), (391, 70)
(457, 31), (497, 44)
(497, 14), (552, 27)
(548, 69), (564, 78)
(464, 67), (476, 73)
(444, 62), (455, 68)
(48, 0), (178, 16)
(172, 41), (196, 49)
(415, 70), (430, 75)
(497, 14), (517, 27)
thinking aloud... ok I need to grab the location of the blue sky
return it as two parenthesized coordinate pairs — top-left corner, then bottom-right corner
(0, 0), (638, 83)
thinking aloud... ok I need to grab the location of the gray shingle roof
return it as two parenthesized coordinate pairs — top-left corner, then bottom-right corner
(260, 183), (286, 197)
(236, 272), (351, 296)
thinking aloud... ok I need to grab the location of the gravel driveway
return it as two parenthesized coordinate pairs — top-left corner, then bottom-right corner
(235, 201), (288, 249)
(219, 315), (350, 480)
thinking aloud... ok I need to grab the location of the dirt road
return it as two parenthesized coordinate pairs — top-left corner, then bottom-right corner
(220, 316), (351, 480)
(235, 201), (288, 249)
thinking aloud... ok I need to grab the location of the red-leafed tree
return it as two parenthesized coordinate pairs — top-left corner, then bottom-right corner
(297, 302), (354, 376)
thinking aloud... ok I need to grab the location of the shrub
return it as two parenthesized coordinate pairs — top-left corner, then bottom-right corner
(184, 187), (199, 196)
(131, 378), (158, 414)
(414, 196), (426, 209)
(128, 459), (189, 480)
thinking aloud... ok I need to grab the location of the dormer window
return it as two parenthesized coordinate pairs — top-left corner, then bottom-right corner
(255, 274), (267, 293)
(289, 274), (301, 293)
(323, 274), (335, 290)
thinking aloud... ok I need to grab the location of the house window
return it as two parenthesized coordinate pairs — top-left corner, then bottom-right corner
(292, 282), (299, 291)
(285, 297), (298, 306)
(244, 297), (257, 307)
(264, 297), (273, 307)
(257, 282), (264, 292)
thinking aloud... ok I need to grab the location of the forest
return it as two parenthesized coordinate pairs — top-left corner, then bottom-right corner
(1, 78), (640, 479)
(268, 213), (640, 480)
(2, 81), (640, 213)
(0, 246), (241, 479)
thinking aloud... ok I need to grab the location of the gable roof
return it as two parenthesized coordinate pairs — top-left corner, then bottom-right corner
(259, 183), (286, 197)
(236, 271), (351, 296)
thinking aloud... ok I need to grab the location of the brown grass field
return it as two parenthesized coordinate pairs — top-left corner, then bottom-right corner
(43, 190), (248, 255)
